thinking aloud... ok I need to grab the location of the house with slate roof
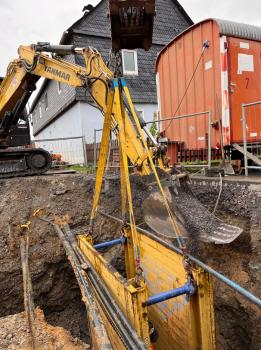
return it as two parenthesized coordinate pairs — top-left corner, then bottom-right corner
(30, 0), (192, 163)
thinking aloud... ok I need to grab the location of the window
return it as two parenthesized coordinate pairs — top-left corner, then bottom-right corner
(39, 104), (42, 118)
(44, 93), (48, 110)
(57, 81), (61, 95)
(122, 50), (138, 75)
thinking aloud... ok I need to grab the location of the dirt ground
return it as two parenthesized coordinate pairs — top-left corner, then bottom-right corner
(0, 308), (89, 349)
(0, 173), (260, 349)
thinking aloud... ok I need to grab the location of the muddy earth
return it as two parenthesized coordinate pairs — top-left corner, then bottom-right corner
(0, 173), (260, 349)
(0, 308), (89, 350)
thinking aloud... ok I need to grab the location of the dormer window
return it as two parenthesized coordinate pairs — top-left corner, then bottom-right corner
(122, 50), (138, 75)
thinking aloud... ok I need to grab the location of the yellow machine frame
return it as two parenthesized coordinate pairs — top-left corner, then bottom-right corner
(0, 44), (162, 174)
(85, 76), (216, 349)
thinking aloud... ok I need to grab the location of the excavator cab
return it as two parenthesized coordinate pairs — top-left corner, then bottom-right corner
(109, 0), (155, 50)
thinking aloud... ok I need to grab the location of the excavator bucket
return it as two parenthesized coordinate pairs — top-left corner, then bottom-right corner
(109, 0), (155, 50)
(142, 175), (243, 244)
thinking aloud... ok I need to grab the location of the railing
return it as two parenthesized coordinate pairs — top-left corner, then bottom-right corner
(34, 136), (87, 166)
(146, 111), (213, 169)
(242, 101), (261, 176)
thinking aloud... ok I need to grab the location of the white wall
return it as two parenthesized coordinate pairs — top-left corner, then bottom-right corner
(34, 103), (85, 164)
(34, 101), (158, 164)
(34, 102), (82, 139)
(134, 103), (157, 124)
(79, 102), (104, 143)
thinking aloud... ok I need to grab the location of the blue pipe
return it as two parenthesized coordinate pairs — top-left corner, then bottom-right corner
(144, 281), (196, 307)
(94, 236), (126, 250)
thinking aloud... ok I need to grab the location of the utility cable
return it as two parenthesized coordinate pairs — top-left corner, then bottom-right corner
(213, 172), (223, 214)
(164, 42), (209, 133)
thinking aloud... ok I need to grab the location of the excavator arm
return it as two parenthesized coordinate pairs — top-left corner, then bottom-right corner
(0, 42), (242, 244)
(0, 43), (165, 176)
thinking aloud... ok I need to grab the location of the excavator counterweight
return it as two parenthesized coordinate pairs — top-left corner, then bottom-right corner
(109, 0), (155, 50)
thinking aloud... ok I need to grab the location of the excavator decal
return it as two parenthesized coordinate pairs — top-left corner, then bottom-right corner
(44, 66), (71, 81)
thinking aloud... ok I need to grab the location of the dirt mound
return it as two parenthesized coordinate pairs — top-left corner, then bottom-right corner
(0, 308), (89, 349)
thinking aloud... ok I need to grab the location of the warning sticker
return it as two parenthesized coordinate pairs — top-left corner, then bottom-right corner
(238, 54), (254, 74)
(205, 60), (213, 70)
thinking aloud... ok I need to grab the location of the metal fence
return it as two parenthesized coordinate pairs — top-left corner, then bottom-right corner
(89, 112), (214, 171)
(34, 136), (87, 166)
(86, 128), (121, 171)
(147, 111), (213, 169)
(242, 101), (261, 176)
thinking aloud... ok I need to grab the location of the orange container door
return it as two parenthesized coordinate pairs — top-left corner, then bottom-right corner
(228, 37), (261, 143)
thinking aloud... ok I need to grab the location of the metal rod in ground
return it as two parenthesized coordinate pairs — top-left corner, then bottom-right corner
(20, 234), (36, 350)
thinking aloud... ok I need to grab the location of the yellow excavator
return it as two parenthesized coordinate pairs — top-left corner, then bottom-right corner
(0, 42), (164, 176)
(0, 0), (241, 245)
(0, 0), (156, 179)
(0, 41), (242, 244)
(1, 3), (253, 348)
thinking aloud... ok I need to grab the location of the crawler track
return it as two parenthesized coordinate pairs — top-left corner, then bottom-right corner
(0, 148), (52, 179)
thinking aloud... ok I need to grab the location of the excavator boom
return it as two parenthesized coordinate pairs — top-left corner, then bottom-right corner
(0, 42), (242, 244)
(0, 43), (163, 177)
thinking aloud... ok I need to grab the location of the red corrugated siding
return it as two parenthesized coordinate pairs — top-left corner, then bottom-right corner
(156, 19), (261, 148)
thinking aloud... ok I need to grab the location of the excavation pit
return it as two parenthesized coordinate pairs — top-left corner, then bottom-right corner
(0, 173), (260, 349)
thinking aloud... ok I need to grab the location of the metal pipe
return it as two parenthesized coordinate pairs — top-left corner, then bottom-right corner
(208, 111), (212, 169)
(182, 164), (208, 168)
(94, 236), (126, 250)
(60, 224), (147, 350)
(53, 224), (113, 350)
(82, 136), (87, 167)
(242, 101), (261, 107)
(242, 105), (248, 176)
(144, 281), (196, 307)
(86, 267), (147, 350)
(20, 234), (36, 350)
(241, 101), (261, 176)
(34, 43), (82, 55)
(99, 212), (261, 308)
(145, 111), (210, 125)
(34, 136), (83, 142)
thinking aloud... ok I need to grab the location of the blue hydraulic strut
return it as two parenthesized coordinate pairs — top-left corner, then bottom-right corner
(143, 280), (197, 307)
(94, 236), (126, 250)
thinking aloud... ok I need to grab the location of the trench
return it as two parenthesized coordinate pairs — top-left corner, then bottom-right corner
(0, 174), (260, 349)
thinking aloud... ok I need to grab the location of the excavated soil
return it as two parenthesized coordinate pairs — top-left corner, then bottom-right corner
(0, 173), (260, 349)
(0, 308), (89, 349)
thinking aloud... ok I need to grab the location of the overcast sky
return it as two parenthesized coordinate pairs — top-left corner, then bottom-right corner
(0, 0), (260, 77)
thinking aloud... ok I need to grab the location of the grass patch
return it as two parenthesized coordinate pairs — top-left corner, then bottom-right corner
(68, 164), (96, 174)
